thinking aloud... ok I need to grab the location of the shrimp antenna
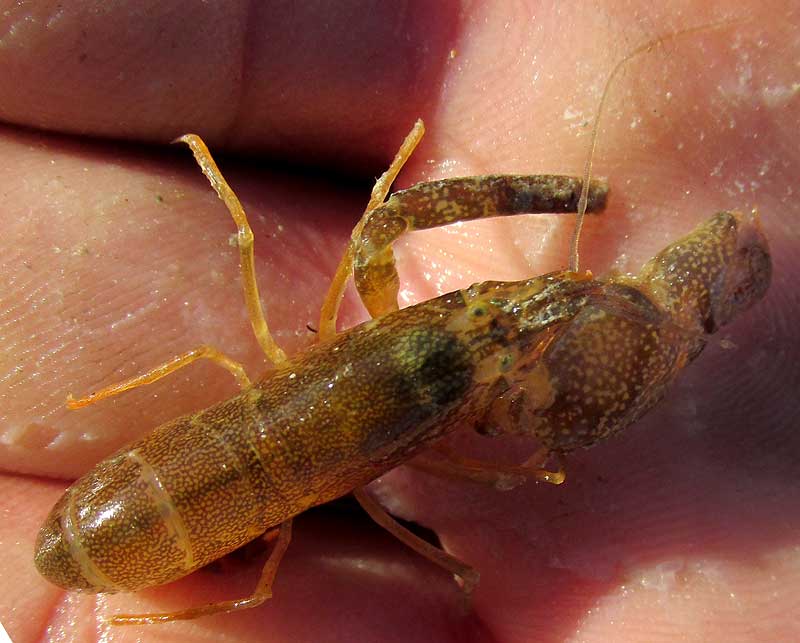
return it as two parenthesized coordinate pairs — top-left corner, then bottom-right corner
(569, 18), (744, 272)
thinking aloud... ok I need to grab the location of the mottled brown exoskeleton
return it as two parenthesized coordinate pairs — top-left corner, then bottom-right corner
(33, 29), (772, 626)
(33, 120), (771, 625)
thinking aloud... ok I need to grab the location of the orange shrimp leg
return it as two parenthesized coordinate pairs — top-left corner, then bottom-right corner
(352, 488), (479, 595)
(319, 120), (609, 332)
(108, 520), (293, 626)
(66, 344), (251, 409)
(409, 445), (565, 489)
(318, 120), (426, 341)
(177, 134), (288, 367)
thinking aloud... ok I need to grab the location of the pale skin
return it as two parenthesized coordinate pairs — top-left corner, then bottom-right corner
(0, 1), (798, 641)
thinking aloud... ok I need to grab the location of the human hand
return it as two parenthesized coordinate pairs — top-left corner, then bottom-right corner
(1, 2), (796, 641)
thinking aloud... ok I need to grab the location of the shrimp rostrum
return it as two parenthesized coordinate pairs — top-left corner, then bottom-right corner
(34, 121), (771, 625)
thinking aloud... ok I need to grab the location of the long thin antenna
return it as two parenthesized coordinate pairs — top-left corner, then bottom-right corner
(569, 19), (742, 273)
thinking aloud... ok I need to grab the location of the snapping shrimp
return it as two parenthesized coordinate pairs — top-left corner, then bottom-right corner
(32, 27), (772, 626)
(32, 115), (771, 625)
